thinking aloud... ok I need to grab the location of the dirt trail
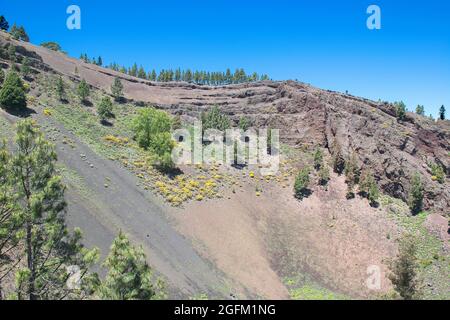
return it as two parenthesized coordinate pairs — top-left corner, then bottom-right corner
(1, 110), (228, 299)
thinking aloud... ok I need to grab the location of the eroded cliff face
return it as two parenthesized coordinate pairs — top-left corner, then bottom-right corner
(1, 32), (448, 214)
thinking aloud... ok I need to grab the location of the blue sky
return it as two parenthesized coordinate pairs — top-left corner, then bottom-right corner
(2, 0), (449, 116)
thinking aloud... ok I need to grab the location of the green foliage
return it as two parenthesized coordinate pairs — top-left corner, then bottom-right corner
(132, 108), (175, 171)
(137, 66), (147, 79)
(0, 140), (22, 298)
(98, 232), (165, 300)
(7, 44), (16, 62)
(359, 169), (379, 205)
(171, 114), (182, 130)
(331, 140), (345, 175)
(77, 79), (90, 102)
(430, 163), (445, 184)
(111, 77), (123, 101)
(0, 68), (4, 86)
(388, 234), (421, 300)
(97, 96), (114, 122)
(313, 148), (323, 170)
(368, 180), (380, 205)
(344, 151), (360, 197)
(6, 120), (99, 299)
(238, 116), (251, 131)
(201, 106), (231, 132)
(395, 101), (407, 120)
(55, 76), (65, 101)
(40, 42), (62, 52)
(0, 71), (27, 111)
(10, 24), (29, 42)
(415, 105), (425, 116)
(149, 132), (175, 172)
(132, 108), (172, 149)
(318, 165), (330, 186)
(102, 63), (269, 85)
(408, 173), (424, 215)
(294, 167), (310, 199)
(0, 15), (9, 31)
(20, 57), (31, 77)
(439, 105), (446, 120)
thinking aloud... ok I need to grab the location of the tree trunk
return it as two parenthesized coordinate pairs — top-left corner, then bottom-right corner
(26, 222), (36, 300)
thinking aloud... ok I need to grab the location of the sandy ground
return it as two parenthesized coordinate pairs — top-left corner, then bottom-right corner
(171, 173), (398, 299)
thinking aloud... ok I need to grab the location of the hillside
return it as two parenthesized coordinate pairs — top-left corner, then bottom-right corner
(0, 31), (449, 300)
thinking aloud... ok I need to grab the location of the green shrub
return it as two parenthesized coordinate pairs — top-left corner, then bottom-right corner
(21, 57), (31, 77)
(238, 116), (251, 131)
(132, 108), (175, 171)
(359, 169), (379, 205)
(55, 76), (65, 101)
(132, 108), (172, 149)
(111, 77), (123, 101)
(201, 105), (231, 132)
(97, 96), (114, 122)
(77, 79), (90, 102)
(294, 167), (310, 199)
(40, 41), (62, 52)
(0, 71), (27, 111)
(395, 101), (407, 120)
(318, 165), (330, 186)
(313, 148), (323, 170)
(408, 173), (423, 214)
(430, 163), (445, 183)
(388, 235), (421, 300)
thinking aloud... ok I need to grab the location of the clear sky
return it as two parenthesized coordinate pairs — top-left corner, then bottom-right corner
(2, 0), (449, 116)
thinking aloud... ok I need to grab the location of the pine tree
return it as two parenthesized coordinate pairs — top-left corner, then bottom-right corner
(0, 71), (27, 111)
(439, 105), (446, 120)
(238, 116), (251, 131)
(395, 101), (407, 120)
(138, 66), (147, 79)
(368, 180), (380, 206)
(201, 106), (231, 132)
(345, 151), (360, 198)
(388, 234), (421, 300)
(129, 63), (138, 77)
(111, 77), (123, 101)
(0, 16), (9, 31)
(415, 105), (424, 116)
(408, 173), (423, 214)
(97, 96), (114, 123)
(313, 148), (323, 170)
(21, 57), (31, 78)
(97, 56), (103, 66)
(359, 169), (379, 206)
(8, 44), (16, 62)
(10, 25), (29, 42)
(10, 120), (99, 300)
(10, 24), (19, 40)
(77, 79), (90, 103)
(331, 140), (345, 175)
(294, 167), (310, 199)
(0, 141), (22, 299)
(98, 232), (165, 300)
(55, 76), (65, 101)
(318, 165), (330, 186)
(18, 26), (29, 42)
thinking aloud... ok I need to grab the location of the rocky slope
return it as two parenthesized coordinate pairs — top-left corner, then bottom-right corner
(3, 31), (447, 215)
